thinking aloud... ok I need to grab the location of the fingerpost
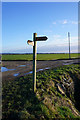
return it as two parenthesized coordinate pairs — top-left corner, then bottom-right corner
(27, 33), (48, 92)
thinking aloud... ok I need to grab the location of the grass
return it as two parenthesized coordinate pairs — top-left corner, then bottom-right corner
(2, 64), (80, 119)
(2, 53), (79, 60)
(57, 106), (75, 118)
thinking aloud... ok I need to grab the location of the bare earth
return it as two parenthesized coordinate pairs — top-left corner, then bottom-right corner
(1, 59), (80, 81)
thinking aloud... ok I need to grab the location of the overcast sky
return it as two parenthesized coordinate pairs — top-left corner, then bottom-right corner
(2, 2), (78, 53)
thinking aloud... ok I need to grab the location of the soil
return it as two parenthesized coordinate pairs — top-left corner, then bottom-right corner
(2, 59), (80, 82)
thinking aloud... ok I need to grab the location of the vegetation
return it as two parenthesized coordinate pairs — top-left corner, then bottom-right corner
(2, 53), (79, 60)
(2, 64), (80, 119)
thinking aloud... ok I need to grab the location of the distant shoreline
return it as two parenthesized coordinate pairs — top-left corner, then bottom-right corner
(0, 53), (79, 55)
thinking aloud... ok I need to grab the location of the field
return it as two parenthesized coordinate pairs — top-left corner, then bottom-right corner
(2, 53), (79, 60)
(2, 64), (80, 119)
(1, 53), (80, 119)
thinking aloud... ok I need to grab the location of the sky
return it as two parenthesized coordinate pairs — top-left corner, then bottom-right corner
(2, 2), (78, 53)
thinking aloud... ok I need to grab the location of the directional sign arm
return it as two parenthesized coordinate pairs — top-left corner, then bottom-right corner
(27, 40), (34, 46)
(36, 36), (48, 41)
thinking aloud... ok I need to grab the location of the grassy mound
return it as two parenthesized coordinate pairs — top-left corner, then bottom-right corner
(2, 64), (80, 119)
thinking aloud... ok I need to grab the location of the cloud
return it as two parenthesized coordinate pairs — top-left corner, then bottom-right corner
(62, 20), (78, 25)
(52, 20), (78, 26)
(71, 36), (78, 40)
(47, 35), (78, 47)
(70, 21), (78, 24)
(52, 20), (68, 25)
(62, 20), (68, 24)
(53, 35), (61, 38)
(37, 43), (78, 53)
(57, 20), (78, 25)
(58, 20), (68, 24)
(52, 22), (56, 25)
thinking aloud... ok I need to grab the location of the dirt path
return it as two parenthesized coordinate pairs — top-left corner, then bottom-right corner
(1, 59), (79, 82)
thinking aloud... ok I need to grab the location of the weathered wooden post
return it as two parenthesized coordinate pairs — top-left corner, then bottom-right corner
(27, 33), (48, 92)
(33, 33), (37, 92)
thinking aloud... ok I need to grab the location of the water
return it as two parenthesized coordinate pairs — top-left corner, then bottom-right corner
(63, 62), (73, 65)
(1, 64), (26, 72)
(29, 71), (33, 74)
(45, 67), (50, 70)
(1, 66), (51, 77)
(24, 69), (44, 76)
(24, 67), (51, 76)
(13, 73), (20, 77)
(36, 67), (50, 72)
(18, 65), (26, 67)
(1, 67), (15, 72)
(24, 71), (33, 75)
(37, 69), (44, 72)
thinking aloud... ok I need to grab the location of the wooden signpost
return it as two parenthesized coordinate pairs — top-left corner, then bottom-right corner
(27, 33), (48, 92)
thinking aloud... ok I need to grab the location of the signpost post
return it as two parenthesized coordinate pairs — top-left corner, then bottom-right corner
(27, 33), (48, 92)
(68, 32), (71, 59)
(33, 33), (37, 92)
